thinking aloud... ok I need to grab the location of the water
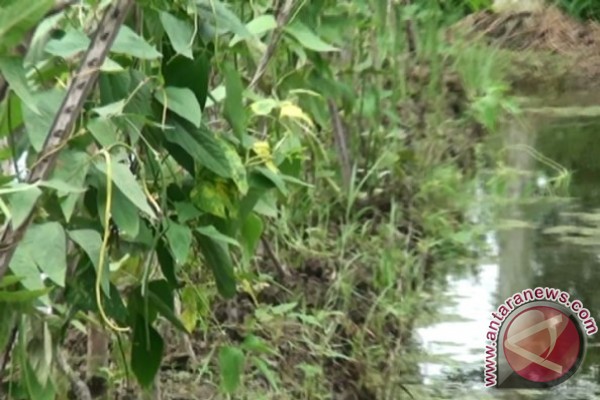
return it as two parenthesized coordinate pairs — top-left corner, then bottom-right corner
(407, 104), (600, 399)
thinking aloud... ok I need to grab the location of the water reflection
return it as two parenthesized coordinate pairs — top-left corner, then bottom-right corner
(409, 112), (600, 399)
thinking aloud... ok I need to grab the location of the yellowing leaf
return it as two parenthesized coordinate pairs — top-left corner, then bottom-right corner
(279, 101), (314, 127)
(190, 180), (234, 218)
(252, 141), (278, 172)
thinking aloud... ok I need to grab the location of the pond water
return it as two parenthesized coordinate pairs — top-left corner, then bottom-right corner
(406, 101), (600, 399)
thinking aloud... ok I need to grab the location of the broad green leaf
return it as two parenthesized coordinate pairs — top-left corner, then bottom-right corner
(52, 150), (90, 222)
(197, 0), (253, 39)
(7, 186), (41, 230)
(165, 220), (192, 264)
(68, 229), (110, 296)
(9, 245), (45, 293)
(197, 235), (236, 298)
(253, 192), (278, 218)
(155, 87), (202, 127)
(159, 12), (194, 59)
(230, 14), (277, 46)
(94, 160), (157, 219)
(131, 318), (164, 388)
(174, 201), (202, 223)
(219, 345), (245, 394)
(241, 213), (263, 264)
(44, 28), (88, 58)
(23, 89), (65, 152)
(163, 53), (211, 110)
(0, 57), (40, 114)
(164, 120), (231, 178)
(112, 25), (162, 60)
(196, 225), (240, 248)
(26, 223), (67, 287)
(92, 99), (125, 118)
(97, 184), (140, 238)
(0, 0), (54, 54)
(223, 63), (246, 139)
(87, 118), (119, 148)
(284, 22), (339, 52)
(98, 70), (154, 118)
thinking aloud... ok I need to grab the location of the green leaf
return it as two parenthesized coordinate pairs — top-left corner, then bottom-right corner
(219, 345), (245, 394)
(197, 225), (240, 248)
(0, 57), (40, 114)
(112, 25), (162, 60)
(44, 28), (88, 58)
(0, 288), (50, 303)
(68, 229), (110, 296)
(94, 160), (157, 219)
(51, 150), (90, 222)
(165, 220), (192, 264)
(131, 318), (164, 388)
(97, 184), (140, 238)
(23, 89), (65, 152)
(0, 275), (21, 289)
(197, 0), (253, 39)
(163, 53), (211, 110)
(155, 87), (202, 127)
(284, 22), (339, 52)
(7, 186), (41, 230)
(87, 118), (119, 148)
(240, 213), (263, 264)
(9, 245), (45, 293)
(160, 12), (194, 59)
(230, 14), (277, 46)
(256, 167), (288, 195)
(156, 239), (177, 289)
(174, 201), (202, 223)
(223, 63), (246, 139)
(197, 235), (236, 298)
(25, 223), (67, 287)
(92, 99), (126, 118)
(164, 120), (231, 178)
(38, 179), (87, 194)
(0, 0), (54, 54)
(147, 280), (188, 333)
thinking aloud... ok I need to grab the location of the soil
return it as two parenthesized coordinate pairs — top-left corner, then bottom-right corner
(452, 5), (600, 91)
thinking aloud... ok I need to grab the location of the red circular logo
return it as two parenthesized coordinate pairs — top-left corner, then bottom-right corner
(503, 306), (581, 383)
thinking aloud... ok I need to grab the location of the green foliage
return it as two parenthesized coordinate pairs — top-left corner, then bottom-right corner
(0, 0), (516, 397)
(554, 0), (600, 21)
